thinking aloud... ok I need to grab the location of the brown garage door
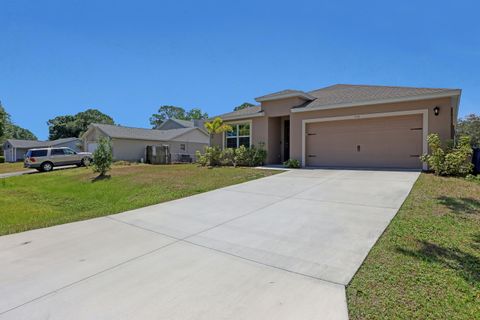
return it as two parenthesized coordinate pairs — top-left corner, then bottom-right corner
(305, 115), (423, 169)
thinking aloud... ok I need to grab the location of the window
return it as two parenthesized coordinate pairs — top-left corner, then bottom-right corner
(225, 123), (250, 148)
(180, 144), (186, 151)
(64, 148), (76, 155)
(30, 150), (48, 157)
(51, 149), (65, 156)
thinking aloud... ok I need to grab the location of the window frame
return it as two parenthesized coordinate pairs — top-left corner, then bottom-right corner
(223, 120), (252, 149)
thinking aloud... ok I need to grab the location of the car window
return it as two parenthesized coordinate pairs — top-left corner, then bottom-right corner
(64, 148), (76, 155)
(30, 150), (48, 157)
(51, 149), (65, 156)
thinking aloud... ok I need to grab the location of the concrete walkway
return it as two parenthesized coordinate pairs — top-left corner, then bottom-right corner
(0, 169), (419, 319)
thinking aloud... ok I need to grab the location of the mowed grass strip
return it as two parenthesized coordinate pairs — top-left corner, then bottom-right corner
(0, 162), (30, 174)
(347, 173), (480, 319)
(0, 164), (279, 236)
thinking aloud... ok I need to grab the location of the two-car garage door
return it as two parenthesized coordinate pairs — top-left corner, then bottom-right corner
(305, 114), (423, 169)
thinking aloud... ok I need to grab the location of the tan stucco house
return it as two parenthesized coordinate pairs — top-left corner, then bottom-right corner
(212, 84), (461, 169)
(82, 123), (209, 162)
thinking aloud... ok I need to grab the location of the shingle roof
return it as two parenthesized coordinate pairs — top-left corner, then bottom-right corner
(92, 123), (202, 141)
(48, 137), (80, 146)
(299, 84), (460, 110)
(5, 137), (80, 149)
(213, 105), (262, 120)
(255, 89), (315, 102)
(168, 118), (195, 128)
(5, 139), (48, 149)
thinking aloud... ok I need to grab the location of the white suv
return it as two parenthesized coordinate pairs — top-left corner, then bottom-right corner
(24, 147), (93, 172)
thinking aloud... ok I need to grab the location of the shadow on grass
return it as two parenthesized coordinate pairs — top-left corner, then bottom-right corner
(437, 196), (480, 215)
(396, 240), (480, 286)
(91, 175), (111, 183)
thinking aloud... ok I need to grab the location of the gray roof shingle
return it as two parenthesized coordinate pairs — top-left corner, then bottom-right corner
(213, 105), (262, 120)
(300, 84), (460, 110)
(92, 123), (200, 141)
(5, 137), (80, 149)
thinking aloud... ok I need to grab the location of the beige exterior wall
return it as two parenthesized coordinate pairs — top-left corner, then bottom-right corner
(267, 117), (281, 163)
(82, 127), (208, 162)
(111, 139), (206, 162)
(262, 97), (306, 117)
(290, 97), (453, 161)
(213, 96), (455, 166)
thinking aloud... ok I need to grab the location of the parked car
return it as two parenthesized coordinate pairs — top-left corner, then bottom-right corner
(24, 147), (93, 172)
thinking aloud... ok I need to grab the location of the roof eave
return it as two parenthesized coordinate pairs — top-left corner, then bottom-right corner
(291, 90), (462, 113)
(218, 112), (265, 121)
(255, 92), (315, 102)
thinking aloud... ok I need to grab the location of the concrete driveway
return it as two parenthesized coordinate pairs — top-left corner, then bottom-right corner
(0, 169), (419, 320)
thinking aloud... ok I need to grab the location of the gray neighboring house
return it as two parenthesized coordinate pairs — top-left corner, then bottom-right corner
(156, 118), (206, 130)
(3, 137), (81, 162)
(81, 123), (209, 162)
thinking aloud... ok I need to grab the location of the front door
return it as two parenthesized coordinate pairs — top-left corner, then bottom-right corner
(283, 120), (290, 162)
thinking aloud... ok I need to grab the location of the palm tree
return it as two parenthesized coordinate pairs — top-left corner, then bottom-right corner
(204, 117), (232, 143)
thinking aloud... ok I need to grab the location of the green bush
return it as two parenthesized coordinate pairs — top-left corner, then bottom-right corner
(92, 137), (113, 176)
(195, 146), (222, 167)
(420, 133), (473, 176)
(283, 159), (301, 168)
(196, 145), (267, 167)
(0, 156), (4, 163)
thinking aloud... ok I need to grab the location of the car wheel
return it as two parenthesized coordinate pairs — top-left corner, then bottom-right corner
(81, 157), (91, 167)
(41, 162), (54, 172)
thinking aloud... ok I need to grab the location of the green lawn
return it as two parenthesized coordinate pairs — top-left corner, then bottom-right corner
(0, 164), (279, 236)
(0, 162), (30, 174)
(347, 173), (480, 319)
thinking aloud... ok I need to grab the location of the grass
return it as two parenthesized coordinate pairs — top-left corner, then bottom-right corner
(347, 173), (480, 319)
(0, 164), (279, 236)
(0, 162), (30, 174)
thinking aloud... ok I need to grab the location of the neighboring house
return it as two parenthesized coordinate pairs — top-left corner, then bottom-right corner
(3, 137), (81, 162)
(82, 123), (209, 162)
(156, 118), (206, 130)
(212, 84), (461, 169)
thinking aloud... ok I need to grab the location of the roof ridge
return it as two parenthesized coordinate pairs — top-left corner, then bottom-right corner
(322, 83), (458, 90)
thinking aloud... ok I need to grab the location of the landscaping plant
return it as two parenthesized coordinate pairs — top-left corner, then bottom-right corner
(420, 133), (474, 176)
(283, 159), (301, 168)
(196, 145), (267, 167)
(92, 137), (113, 177)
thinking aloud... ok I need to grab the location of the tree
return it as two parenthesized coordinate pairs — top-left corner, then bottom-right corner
(0, 102), (37, 143)
(186, 108), (208, 120)
(457, 113), (480, 147)
(47, 109), (114, 140)
(150, 106), (208, 129)
(4, 123), (37, 140)
(0, 101), (7, 137)
(92, 137), (113, 177)
(234, 102), (255, 111)
(204, 117), (232, 139)
(150, 106), (187, 128)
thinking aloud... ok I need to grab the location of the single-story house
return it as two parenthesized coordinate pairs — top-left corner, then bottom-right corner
(156, 118), (206, 130)
(212, 84), (461, 169)
(3, 137), (81, 162)
(82, 123), (209, 162)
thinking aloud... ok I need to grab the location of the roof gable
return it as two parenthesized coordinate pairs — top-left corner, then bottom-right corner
(89, 123), (206, 142)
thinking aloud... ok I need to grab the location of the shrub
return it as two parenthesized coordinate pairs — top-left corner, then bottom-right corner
(421, 133), (473, 176)
(220, 148), (235, 166)
(283, 159), (301, 168)
(196, 145), (267, 167)
(0, 156), (4, 163)
(196, 146), (222, 167)
(92, 137), (113, 176)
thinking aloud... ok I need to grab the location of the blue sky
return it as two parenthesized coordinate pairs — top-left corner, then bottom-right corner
(1, 0), (479, 140)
